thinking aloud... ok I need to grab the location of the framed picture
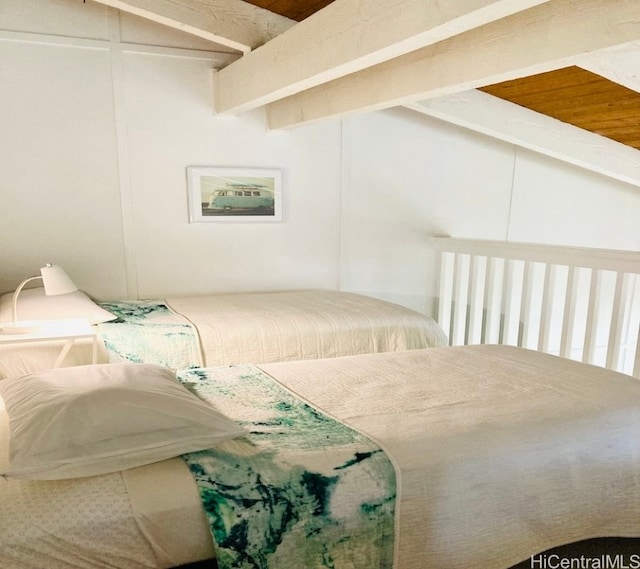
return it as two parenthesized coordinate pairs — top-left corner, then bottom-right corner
(187, 166), (283, 222)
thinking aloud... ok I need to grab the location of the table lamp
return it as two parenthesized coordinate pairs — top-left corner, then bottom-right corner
(1, 264), (78, 334)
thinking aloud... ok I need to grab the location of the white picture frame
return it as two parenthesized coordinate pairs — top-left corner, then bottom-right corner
(187, 166), (283, 223)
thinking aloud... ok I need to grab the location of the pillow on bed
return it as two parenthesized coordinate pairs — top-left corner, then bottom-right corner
(0, 287), (116, 325)
(0, 363), (245, 480)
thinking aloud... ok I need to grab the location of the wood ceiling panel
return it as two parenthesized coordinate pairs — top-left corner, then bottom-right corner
(480, 66), (640, 150)
(243, 0), (335, 21)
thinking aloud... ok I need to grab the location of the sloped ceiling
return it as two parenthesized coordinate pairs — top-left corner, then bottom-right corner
(244, 0), (640, 152)
(91, 0), (640, 185)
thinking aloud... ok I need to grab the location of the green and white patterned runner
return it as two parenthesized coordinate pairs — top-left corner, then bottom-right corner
(97, 300), (203, 369)
(180, 365), (397, 569)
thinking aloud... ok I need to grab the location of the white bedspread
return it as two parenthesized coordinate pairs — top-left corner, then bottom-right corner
(166, 290), (446, 366)
(259, 345), (640, 568)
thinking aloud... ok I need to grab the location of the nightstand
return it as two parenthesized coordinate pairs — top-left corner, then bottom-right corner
(0, 319), (97, 368)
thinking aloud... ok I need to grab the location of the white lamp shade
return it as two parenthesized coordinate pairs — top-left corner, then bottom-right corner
(40, 264), (77, 296)
(1, 263), (79, 333)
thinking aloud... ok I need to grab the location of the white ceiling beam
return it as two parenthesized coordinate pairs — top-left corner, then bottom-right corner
(90, 0), (294, 53)
(578, 41), (640, 93)
(267, 0), (640, 129)
(214, 0), (551, 114)
(406, 90), (640, 188)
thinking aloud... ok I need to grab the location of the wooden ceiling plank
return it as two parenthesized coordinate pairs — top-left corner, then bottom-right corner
(588, 122), (640, 134)
(590, 112), (640, 123)
(214, 0), (552, 113)
(480, 67), (635, 106)
(489, 86), (637, 112)
(482, 77), (622, 102)
(267, 0), (640, 129)
(245, 0), (335, 21)
(90, 0), (294, 53)
(481, 67), (604, 97)
(552, 105), (640, 121)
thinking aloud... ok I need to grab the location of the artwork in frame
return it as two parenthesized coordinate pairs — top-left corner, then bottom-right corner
(187, 166), (283, 222)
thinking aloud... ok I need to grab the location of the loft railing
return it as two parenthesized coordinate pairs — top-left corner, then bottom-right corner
(433, 237), (640, 378)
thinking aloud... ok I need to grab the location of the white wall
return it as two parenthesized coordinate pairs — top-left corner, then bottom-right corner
(120, 55), (341, 298)
(340, 108), (516, 313)
(0, 37), (126, 299)
(508, 150), (640, 249)
(340, 107), (640, 315)
(0, 0), (342, 300)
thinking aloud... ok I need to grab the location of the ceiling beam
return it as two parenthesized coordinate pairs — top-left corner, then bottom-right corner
(579, 41), (640, 93)
(406, 90), (640, 188)
(267, 0), (640, 129)
(90, 0), (294, 53)
(214, 0), (552, 114)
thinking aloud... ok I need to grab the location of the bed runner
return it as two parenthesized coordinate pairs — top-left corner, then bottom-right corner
(97, 300), (397, 569)
(97, 299), (203, 369)
(179, 365), (396, 569)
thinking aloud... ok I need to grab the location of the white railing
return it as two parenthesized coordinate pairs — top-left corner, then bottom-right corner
(433, 237), (640, 378)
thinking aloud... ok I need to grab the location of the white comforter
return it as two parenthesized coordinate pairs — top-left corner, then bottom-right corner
(166, 290), (446, 366)
(260, 345), (640, 568)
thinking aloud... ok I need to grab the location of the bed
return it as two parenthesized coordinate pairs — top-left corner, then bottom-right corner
(3, 344), (640, 569)
(0, 289), (447, 378)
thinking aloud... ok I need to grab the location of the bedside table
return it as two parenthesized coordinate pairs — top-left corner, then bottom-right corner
(0, 319), (97, 368)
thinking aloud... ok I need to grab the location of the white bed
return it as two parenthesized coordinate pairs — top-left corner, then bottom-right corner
(0, 289), (447, 379)
(3, 345), (640, 568)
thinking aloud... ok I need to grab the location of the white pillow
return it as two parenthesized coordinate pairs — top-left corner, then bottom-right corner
(0, 363), (245, 480)
(0, 287), (117, 325)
